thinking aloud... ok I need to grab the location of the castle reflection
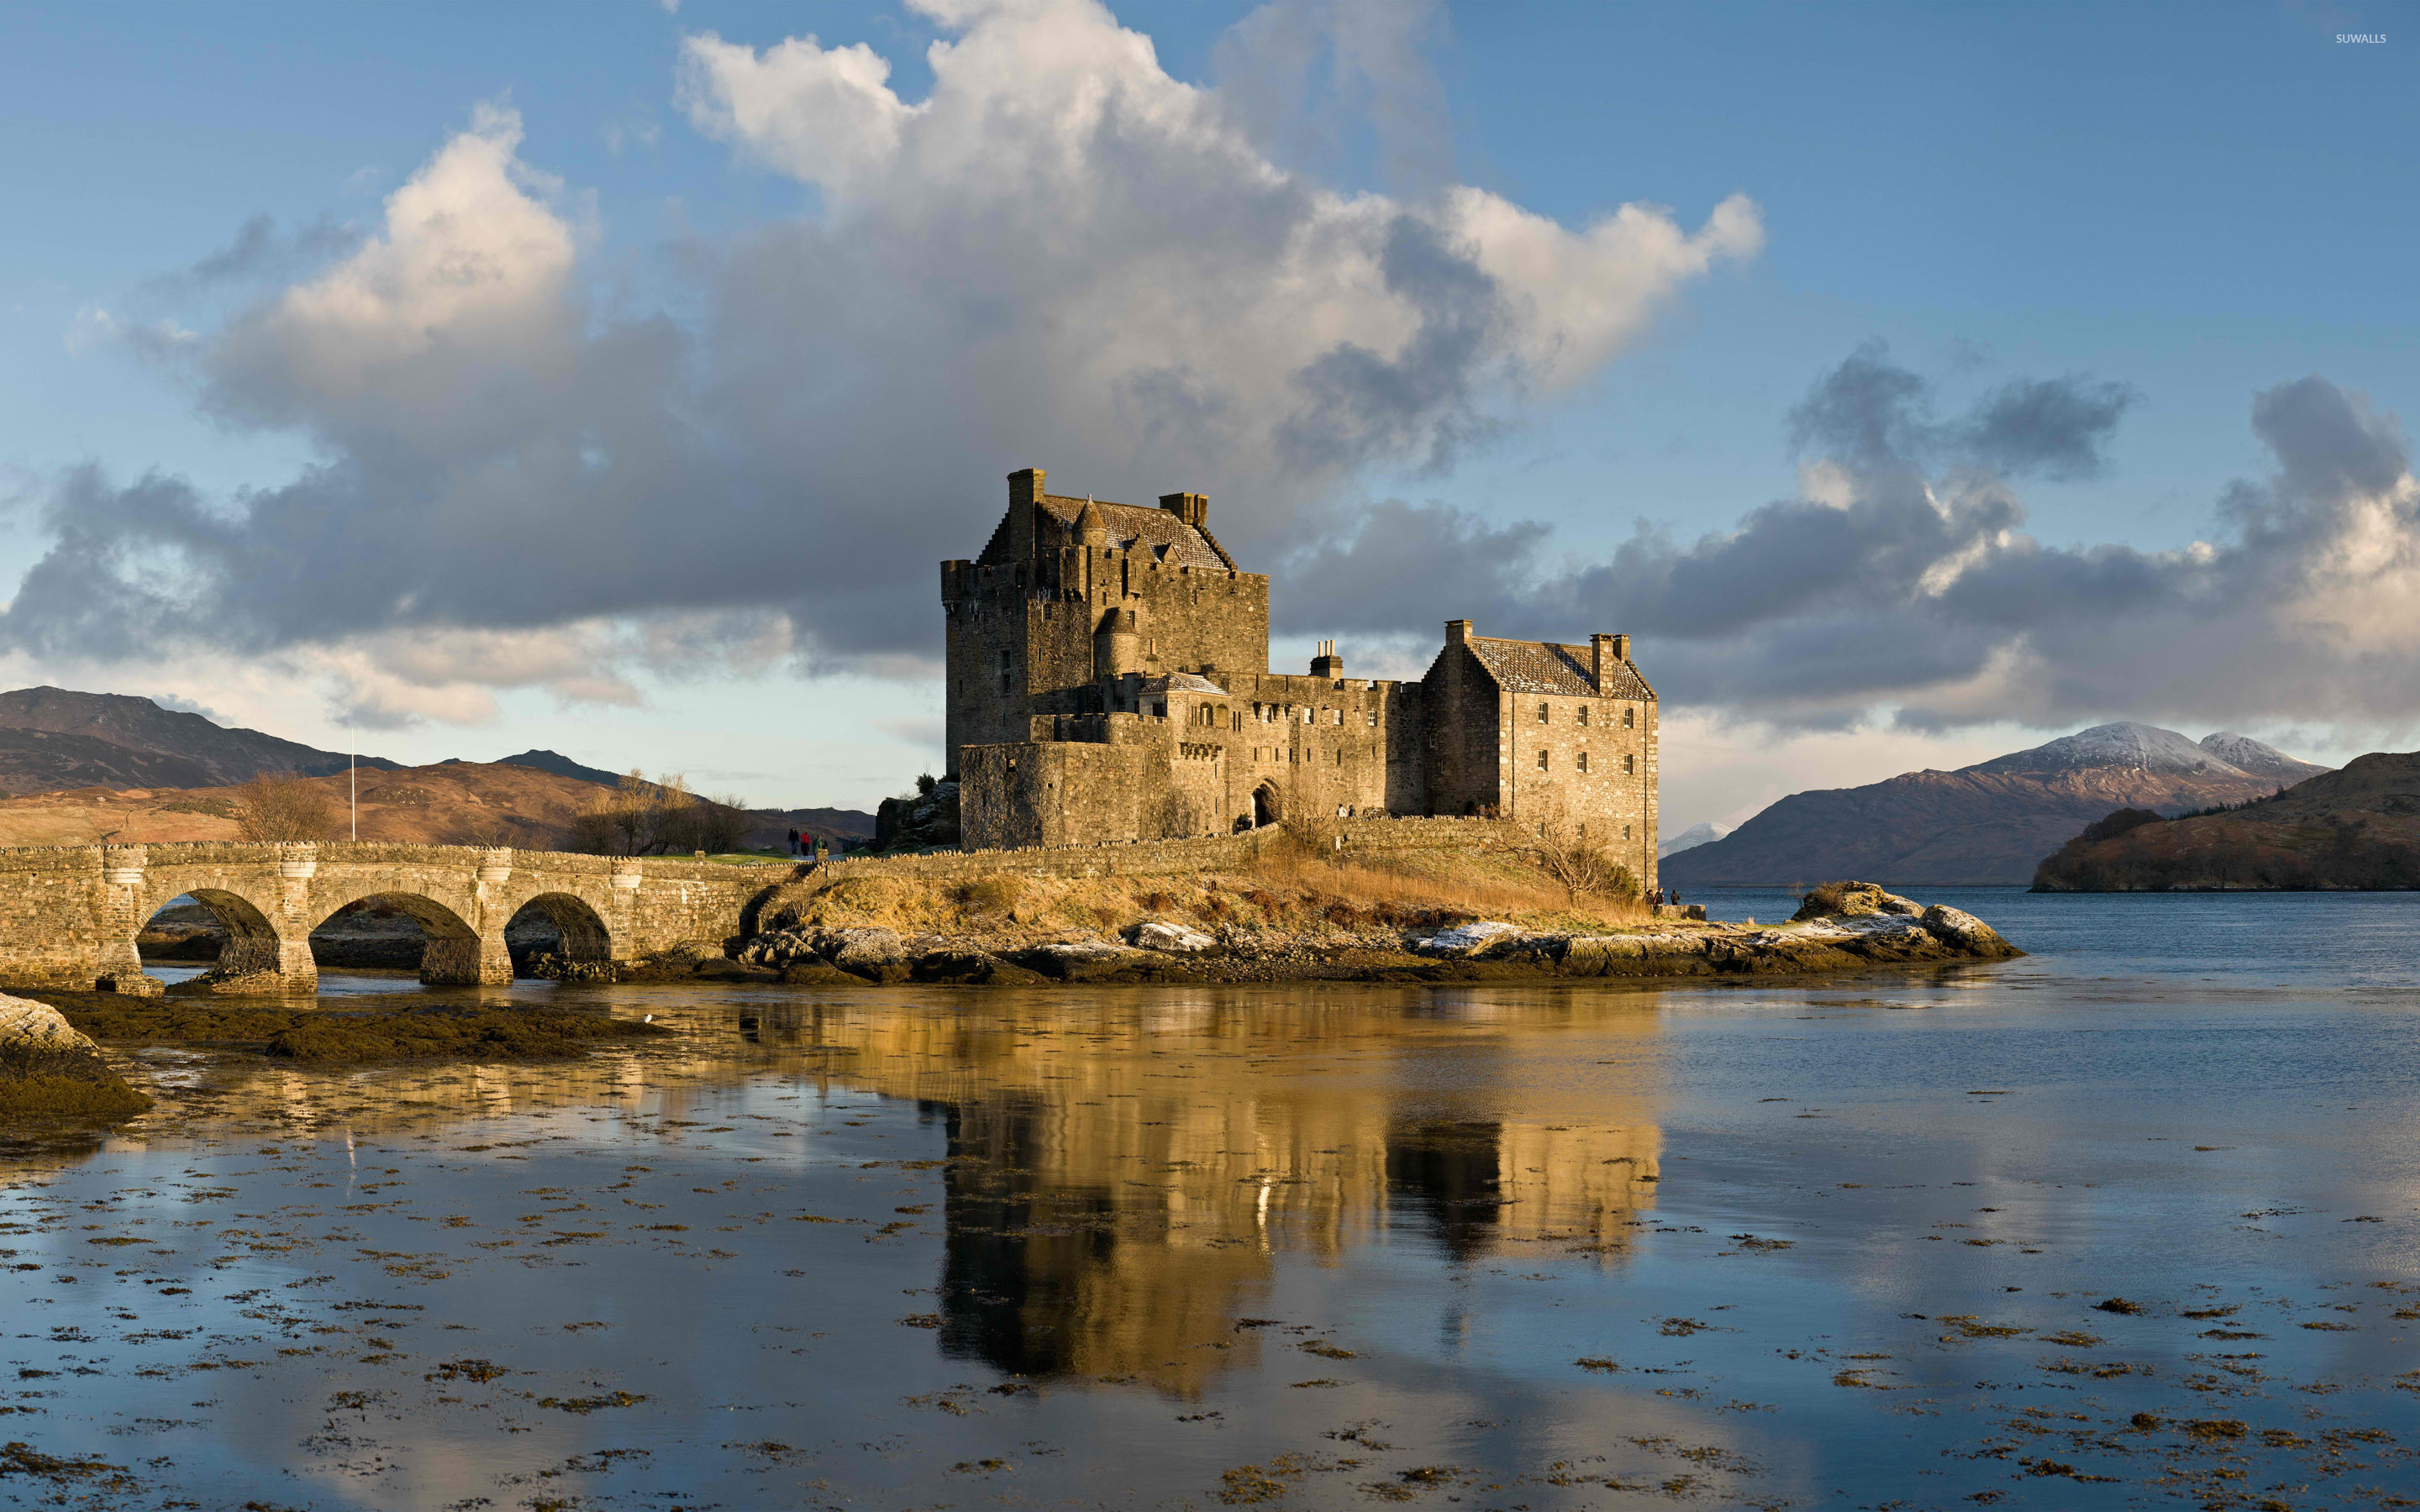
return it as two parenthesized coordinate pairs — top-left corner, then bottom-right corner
(747, 986), (1665, 1392)
(49, 981), (1667, 1397)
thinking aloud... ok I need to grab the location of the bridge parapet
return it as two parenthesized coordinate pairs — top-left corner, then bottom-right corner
(0, 842), (799, 996)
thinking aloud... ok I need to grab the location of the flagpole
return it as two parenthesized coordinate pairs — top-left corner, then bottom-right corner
(350, 750), (357, 842)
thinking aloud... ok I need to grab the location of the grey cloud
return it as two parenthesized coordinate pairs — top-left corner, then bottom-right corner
(1786, 340), (2134, 482)
(1286, 348), (2420, 735)
(160, 213), (362, 291)
(1961, 374), (2136, 480)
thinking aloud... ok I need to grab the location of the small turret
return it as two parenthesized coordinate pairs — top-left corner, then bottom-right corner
(1095, 606), (1141, 680)
(1074, 496), (1109, 547)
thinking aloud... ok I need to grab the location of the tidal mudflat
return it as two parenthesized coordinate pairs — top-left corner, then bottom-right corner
(5, 891), (2419, 1509)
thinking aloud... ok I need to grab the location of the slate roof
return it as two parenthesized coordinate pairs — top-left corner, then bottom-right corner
(1139, 672), (1229, 696)
(1465, 636), (1656, 700)
(976, 495), (1235, 571)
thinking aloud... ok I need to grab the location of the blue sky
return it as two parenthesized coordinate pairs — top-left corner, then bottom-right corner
(1, 0), (2412, 827)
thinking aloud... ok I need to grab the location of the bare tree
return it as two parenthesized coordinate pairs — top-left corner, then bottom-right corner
(231, 771), (335, 843)
(1502, 801), (1639, 906)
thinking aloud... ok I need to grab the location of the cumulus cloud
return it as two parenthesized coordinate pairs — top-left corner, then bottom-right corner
(1285, 349), (2420, 738)
(5, 0), (1758, 723)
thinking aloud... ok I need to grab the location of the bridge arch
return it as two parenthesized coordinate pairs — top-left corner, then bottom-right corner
(168, 888), (293, 984)
(308, 889), (496, 985)
(505, 891), (615, 971)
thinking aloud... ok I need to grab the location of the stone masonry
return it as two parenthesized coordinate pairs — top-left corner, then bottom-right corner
(0, 843), (793, 996)
(945, 469), (1660, 890)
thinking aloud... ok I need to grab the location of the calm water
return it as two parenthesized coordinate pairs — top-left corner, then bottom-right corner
(5, 892), (2419, 1509)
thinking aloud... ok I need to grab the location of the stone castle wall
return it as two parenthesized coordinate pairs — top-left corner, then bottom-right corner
(822, 815), (1508, 883)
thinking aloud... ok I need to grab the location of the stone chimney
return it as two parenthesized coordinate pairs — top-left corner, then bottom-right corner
(1310, 639), (1344, 678)
(1008, 467), (1044, 559)
(1444, 618), (1472, 646)
(1159, 491), (1207, 529)
(1589, 633), (1631, 690)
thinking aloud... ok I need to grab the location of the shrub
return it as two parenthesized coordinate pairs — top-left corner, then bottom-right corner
(232, 772), (335, 843)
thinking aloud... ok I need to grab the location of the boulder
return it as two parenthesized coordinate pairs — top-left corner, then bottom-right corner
(1413, 921), (1522, 957)
(1131, 921), (1217, 954)
(1921, 905), (2017, 957)
(0, 994), (150, 1121)
(1791, 882), (1924, 922)
(825, 927), (906, 975)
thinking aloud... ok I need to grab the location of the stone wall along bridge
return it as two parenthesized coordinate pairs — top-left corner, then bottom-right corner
(0, 842), (799, 995)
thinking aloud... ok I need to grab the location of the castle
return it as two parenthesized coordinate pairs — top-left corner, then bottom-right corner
(944, 469), (1659, 887)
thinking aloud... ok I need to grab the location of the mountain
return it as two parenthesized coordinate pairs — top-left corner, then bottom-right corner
(1659, 821), (1730, 859)
(1661, 722), (2329, 887)
(2196, 731), (2332, 784)
(439, 749), (625, 787)
(2033, 752), (2420, 890)
(0, 686), (401, 792)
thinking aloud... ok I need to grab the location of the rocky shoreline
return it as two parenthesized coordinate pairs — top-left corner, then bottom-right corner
(618, 881), (2020, 988)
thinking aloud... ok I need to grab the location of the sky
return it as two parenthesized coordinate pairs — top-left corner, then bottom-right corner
(0, 0), (2412, 828)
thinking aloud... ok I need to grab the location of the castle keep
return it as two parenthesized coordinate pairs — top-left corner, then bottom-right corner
(944, 469), (1659, 886)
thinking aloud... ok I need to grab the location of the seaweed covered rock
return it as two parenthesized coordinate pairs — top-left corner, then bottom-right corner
(0, 993), (150, 1121)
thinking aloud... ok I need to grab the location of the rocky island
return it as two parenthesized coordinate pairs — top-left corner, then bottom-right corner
(665, 870), (2019, 987)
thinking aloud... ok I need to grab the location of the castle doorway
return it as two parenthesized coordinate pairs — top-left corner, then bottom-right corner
(1252, 784), (1280, 828)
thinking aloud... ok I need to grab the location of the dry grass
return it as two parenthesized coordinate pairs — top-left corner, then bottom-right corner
(757, 837), (1649, 942)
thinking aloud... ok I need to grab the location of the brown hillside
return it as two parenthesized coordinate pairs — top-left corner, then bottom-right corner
(0, 762), (608, 849)
(2033, 753), (2420, 890)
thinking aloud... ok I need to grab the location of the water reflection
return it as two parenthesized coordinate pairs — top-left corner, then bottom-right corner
(737, 990), (1664, 1392)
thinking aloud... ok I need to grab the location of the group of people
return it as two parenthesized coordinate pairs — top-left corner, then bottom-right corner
(1649, 887), (1683, 908)
(784, 827), (822, 858)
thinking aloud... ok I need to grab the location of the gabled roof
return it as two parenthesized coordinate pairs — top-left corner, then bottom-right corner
(976, 495), (1235, 571)
(1464, 636), (1656, 700)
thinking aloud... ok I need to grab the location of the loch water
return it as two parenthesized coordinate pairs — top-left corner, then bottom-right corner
(4, 890), (2419, 1509)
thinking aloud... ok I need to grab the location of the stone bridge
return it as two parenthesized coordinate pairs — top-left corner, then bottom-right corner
(0, 842), (800, 995)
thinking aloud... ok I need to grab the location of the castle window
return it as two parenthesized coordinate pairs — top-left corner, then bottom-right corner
(1366, 710), (1379, 727)
(1623, 706), (1634, 728)
(1577, 822), (1586, 838)
(1537, 702), (1550, 722)
(1577, 752), (1589, 773)
(1578, 706), (1590, 727)
(1536, 750), (1549, 770)
(1624, 753), (1635, 774)
(1329, 708), (1342, 725)
(1302, 707), (1313, 724)
(1624, 824), (1632, 840)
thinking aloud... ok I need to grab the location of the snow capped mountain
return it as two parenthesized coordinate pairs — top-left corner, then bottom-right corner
(1659, 821), (1731, 859)
(1666, 719), (2334, 886)
(2197, 732), (2331, 783)
(1970, 722), (2249, 778)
